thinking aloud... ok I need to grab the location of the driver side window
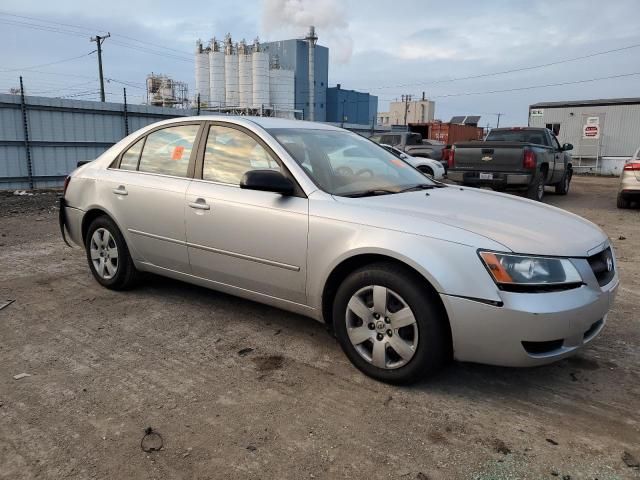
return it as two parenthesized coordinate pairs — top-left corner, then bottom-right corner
(203, 125), (281, 184)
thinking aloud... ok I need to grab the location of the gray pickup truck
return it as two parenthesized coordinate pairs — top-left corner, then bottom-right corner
(447, 127), (573, 201)
(369, 132), (446, 162)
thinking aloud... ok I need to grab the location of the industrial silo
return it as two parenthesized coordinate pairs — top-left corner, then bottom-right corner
(224, 34), (239, 107)
(269, 56), (295, 118)
(238, 40), (253, 109)
(208, 38), (225, 108)
(194, 40), (210, 105)
(252, 38), (270, 109)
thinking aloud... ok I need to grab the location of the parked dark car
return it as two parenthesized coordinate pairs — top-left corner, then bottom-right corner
(447, 127), (573, 202)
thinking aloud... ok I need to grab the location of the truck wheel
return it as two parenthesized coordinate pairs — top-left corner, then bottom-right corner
(332, 262), (449, 384)
(527, 173), (545, 201)
(617, 193), (630, 209)
(555, 171), (570, 195)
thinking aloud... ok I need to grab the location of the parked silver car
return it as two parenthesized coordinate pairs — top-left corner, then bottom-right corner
(617, 147), (640, 208)
(61, 117), (619, 384)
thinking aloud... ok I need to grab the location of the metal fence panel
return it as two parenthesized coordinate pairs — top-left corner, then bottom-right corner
(0, 93), (195, 190)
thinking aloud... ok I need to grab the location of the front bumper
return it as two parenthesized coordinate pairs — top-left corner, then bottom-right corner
(448, 170), (531, 187)
(441, 266), (619, 367)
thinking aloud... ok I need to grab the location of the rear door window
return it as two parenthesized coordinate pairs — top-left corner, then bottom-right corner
(119, 138), (145, 170)
(138, 125), (200, 177)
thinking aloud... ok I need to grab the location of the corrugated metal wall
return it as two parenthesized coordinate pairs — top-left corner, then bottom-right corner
(529, 103), (640, 158)
(0, 93), (195, 190)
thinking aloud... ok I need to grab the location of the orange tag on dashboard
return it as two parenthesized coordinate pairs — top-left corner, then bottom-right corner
(172, 146), (185, 160)
(391, 158), (405, 167)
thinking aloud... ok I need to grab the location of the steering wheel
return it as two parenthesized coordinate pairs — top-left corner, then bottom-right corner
(355, 168), (374, 177)
(336, 166), (354, 176)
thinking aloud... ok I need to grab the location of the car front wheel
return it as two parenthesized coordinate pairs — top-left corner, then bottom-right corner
(85, 216), (139, 290)
(332, 262), (449, 384)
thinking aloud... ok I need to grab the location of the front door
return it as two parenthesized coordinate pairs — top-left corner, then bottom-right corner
(185, 123), (308, 304)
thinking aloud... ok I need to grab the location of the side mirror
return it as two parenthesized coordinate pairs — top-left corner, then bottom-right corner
(240, 170), (294, 195)
(563, 143), (573, 151)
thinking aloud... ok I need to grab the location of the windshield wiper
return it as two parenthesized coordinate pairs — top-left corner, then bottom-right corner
(343, 188), (397, 198)
(397, 184), (438, 193)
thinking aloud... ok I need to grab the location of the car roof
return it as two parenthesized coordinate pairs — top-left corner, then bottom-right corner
(153, 115), (344, 132)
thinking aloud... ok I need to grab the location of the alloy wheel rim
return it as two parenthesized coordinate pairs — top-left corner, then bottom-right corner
(345, 285), (418, 369)
(90, 228), (119, 280)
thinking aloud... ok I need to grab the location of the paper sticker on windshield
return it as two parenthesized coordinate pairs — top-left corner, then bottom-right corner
(172, 146), (185, 160)
(391, 158), (406, 167)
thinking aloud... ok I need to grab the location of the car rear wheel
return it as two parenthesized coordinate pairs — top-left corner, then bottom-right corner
(527, 173), (545, 201)
(85, 216), (139, 290)
(617, 193), (631, 209)
(417, 165), (434, 177)
(332, 262), (448, 384)
(555, 171), (571, 195)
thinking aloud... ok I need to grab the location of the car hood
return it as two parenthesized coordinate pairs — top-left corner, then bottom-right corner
(333, 186), (607, 257)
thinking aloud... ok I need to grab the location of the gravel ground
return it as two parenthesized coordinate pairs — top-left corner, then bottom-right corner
(0, 177), (639, 480)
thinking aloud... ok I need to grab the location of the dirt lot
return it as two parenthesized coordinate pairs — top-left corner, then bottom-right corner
(1, 177), (639, 480)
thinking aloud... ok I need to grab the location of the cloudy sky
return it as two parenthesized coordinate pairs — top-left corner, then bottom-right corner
(0, 0), (639, 125)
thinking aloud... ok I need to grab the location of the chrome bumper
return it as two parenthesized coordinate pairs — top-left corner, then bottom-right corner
(448, 170), (531, 186)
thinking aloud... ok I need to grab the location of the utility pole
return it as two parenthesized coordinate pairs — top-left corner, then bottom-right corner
(403, 94), (412, 126)
(496, 112), (503, 128)
(90, 33), (110, 102)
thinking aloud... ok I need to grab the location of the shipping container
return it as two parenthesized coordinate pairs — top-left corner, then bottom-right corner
(408, 122), (483, 144)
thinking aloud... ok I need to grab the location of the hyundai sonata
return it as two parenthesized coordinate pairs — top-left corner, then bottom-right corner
(60, 117), (618, 384)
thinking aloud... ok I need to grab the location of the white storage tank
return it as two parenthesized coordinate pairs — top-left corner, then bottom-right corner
(252, 38), (270, 109)
(208, 39), (225, 108)
(238, 40), (253, 108)
(269, 67), (295, 116)
(194, 40), (210, 105)
(224, 35), (239, 107)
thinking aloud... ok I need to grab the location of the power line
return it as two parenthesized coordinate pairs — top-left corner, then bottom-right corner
(430, 71), (640, 99)
(0, 51), (95, 73)
(358, 42), (640, 91)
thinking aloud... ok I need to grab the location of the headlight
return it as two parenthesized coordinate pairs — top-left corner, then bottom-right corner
(479, 251), (582, 290)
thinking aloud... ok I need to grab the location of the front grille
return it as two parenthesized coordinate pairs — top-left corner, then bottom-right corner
(587, 247), (615, 287)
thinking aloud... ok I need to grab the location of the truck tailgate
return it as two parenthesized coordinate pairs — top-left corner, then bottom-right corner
(454, 142), (531, 172)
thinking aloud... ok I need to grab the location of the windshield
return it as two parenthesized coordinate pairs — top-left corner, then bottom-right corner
(268, 128), (435, 196)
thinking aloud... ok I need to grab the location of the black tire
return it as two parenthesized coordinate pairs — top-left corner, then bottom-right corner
(526, 172), (545, 201)
(418, 165), (434, 177)
(332, 262), (449, 384)
(85, 215), (139, 290)
(617, 193), (631, 209)
(555, 170), (571, 195)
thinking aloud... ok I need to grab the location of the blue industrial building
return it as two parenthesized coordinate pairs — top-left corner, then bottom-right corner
(261, 39), (329, 122)
(326, 85), (378, 126)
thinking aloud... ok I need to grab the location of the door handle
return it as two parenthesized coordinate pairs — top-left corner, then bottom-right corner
(188, 199), (210, 210)
(112, 186), (128, 195)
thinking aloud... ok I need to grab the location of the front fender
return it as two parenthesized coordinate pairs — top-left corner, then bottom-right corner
(306, 215), (503, 315)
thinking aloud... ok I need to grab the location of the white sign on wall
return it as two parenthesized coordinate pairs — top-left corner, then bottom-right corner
(530, 109), (544, 117)
(583, 124), (600, 139)
(586, 116), (600, 125)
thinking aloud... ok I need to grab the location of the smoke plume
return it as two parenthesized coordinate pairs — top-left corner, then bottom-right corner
(261, 0), (353, 64)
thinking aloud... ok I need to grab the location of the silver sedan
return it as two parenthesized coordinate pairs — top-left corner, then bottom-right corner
(61, 116), (619, 384)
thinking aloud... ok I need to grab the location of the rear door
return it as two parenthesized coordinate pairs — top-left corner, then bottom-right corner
(103, 122), (202, 272)
(184, 122), (308, 304)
